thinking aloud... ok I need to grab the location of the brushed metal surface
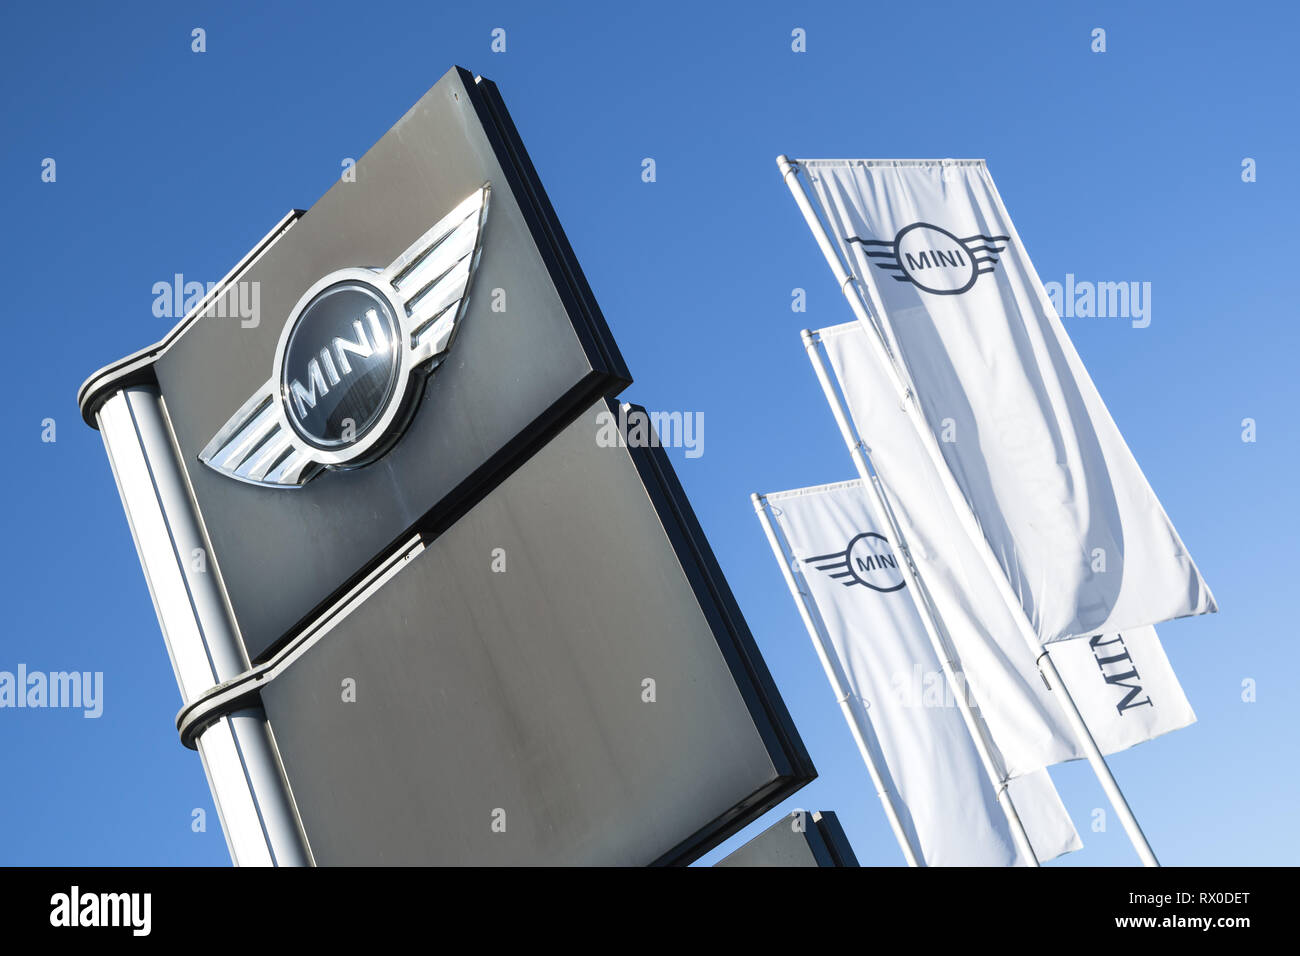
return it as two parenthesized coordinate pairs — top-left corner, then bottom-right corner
(151, 69), (628, 660)
(260, 401), (813, 865)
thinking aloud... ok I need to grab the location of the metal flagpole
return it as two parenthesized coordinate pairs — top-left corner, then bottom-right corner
(752, 493), (923, 867)
(779, 154), (1160, 867)
(794, 341), (1040, 867)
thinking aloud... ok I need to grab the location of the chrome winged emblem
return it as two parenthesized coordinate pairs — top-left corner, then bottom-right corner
(199, 185), (490, 487)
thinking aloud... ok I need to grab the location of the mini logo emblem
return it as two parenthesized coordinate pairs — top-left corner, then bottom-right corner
(850, 222), (1008, 295)
(281, 281), (402, 450)
(807, 532), (906, 592)
(199, 185), (490, 486)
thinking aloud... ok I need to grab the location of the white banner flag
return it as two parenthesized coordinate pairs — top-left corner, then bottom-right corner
(1049, 625), (1196, 754)
(764, 481), (1080, 865)
(798, 159), (1216, 645)
(817, 322), (1196, 773)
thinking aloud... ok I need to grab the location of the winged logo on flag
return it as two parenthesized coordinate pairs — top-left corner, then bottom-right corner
(850, 222), (1008, 296)
(806, 532), (906, 592)
(198, 185), (490, 488)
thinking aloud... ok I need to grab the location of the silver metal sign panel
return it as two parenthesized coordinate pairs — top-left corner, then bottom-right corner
(81, 70), (809, 866)
(257, 400), (814, 865)
(80, 68), (630, 662)
(715, 811), (859, 867)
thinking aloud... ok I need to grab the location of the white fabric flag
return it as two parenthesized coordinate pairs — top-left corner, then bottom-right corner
(765, 481), (1080, 865)
(1049, 626), (1196, 754)
(818, 322), (1196, 773)
(799, 159), (1216, 645)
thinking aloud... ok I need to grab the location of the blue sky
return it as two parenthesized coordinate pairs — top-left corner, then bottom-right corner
(2, 1), (1296, 866)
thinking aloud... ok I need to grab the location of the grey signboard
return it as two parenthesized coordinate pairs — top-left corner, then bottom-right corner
(81, 69), (813, 866)
(259, 400), (814, 865)
(716, 811), (860, 867)
(81, 67), (630, 662)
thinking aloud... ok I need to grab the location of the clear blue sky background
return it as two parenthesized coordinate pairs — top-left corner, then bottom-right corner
(2, 1), (1295, 866)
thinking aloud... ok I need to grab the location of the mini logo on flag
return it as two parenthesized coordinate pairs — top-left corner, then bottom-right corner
(851, 222), (1008, 295)
(806, 533), (906, 592)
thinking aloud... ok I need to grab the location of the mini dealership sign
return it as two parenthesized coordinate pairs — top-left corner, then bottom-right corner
(78, 67), (812, 865)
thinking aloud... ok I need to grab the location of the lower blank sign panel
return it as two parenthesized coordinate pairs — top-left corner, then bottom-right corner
(259, 399), (813, 865)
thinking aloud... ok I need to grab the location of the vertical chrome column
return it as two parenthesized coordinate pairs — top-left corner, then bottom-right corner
(97, 385), (312, 866)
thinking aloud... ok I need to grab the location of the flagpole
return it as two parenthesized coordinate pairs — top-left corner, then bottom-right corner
(779, 154), (1160, 867)
(752, 493), (923, 867)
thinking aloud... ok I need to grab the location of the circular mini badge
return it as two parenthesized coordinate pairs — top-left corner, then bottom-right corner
(894, 222), (979, 295)
(845, 532), (906, 592)
(280, 280), (402, 451)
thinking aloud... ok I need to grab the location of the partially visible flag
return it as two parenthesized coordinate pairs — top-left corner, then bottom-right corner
(796, 159), (1216, 644)
(816, 322), (1197, 772)
(762, 481), (1081, 865)
(1049, 626), (1196, 755)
